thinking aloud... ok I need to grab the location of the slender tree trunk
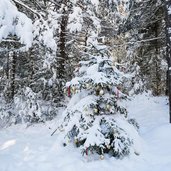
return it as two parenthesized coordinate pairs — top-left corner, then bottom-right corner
(28, 47), (35, 82)
(6, 53), (9, 79)
(164, 0), (171, 123)
(58, 15), (67, 80)
(11, 51), (17, 99)
(154, 22), (160, 96)
(57, 10), (68, 100)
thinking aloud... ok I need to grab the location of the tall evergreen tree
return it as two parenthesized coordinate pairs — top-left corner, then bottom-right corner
(120, 0), (166, 95)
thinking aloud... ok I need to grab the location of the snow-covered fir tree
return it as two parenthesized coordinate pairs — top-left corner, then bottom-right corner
(58, 38), (140, 159)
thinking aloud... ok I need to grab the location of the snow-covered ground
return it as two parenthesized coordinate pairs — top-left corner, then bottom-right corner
(0, 93), (171, 171)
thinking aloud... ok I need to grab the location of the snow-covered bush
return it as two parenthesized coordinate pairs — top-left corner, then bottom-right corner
(14, 87), (57, 124)
(128, 118), (139, 131)
(0, 101), (14, 127)
(14, 87), (42, 123)
(58, 46), (140, 159)
(123, 63), (146, 96)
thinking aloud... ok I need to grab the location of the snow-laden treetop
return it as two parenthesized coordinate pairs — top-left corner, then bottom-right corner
(0, 0), (33, 49)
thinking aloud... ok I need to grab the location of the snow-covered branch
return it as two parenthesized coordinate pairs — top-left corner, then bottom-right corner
(0, 0), (33, 49)
(12, 0), (43, 18)
(112, 36), (164, 48)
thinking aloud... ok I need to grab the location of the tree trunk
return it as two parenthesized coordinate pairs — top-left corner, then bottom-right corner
(57, 10), (68, 100)
(11, 51), (17, 99)
(154, 22), (160, 96)
(164, 0), (171, 123)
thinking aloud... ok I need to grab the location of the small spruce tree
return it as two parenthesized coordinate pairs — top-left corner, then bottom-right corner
(59, 42), (139, 159)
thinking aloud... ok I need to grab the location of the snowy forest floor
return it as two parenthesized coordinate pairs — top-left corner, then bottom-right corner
(0, 93), (171, 171)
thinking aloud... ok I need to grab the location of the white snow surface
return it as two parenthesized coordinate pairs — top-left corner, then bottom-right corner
(0, 93), (171, 171)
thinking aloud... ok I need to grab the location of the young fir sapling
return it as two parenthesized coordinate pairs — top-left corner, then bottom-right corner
(58, 45), (139, 159)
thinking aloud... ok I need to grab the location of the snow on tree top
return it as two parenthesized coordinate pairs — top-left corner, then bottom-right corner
(66, 55), (121, 88)
(67, 6), (83, 33)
